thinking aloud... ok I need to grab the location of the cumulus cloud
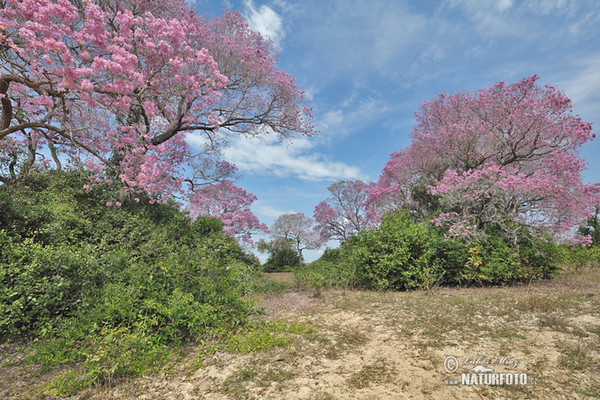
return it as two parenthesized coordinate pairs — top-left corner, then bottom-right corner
(185, 131), (365, 182)
(221, 135), (365, 181)
(243, 0), (286, 48)
(253, 202), (295, 218)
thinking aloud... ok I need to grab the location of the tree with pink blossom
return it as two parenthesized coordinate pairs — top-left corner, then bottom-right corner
(369, 75), (598, 244)
(578, 191), (600, 246)
(0, 0), (312, 199)
(271, 212), (324, 261)
(314, 180), (378, 243)
(186, 179), (268, 244)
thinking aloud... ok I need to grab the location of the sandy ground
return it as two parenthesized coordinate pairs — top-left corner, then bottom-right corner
(3, 268), (600, 399)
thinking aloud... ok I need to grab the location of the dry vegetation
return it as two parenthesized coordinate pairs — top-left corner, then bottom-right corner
(2, 268), (599, 399)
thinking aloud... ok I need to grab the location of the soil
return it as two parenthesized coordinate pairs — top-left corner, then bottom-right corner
(2, 268), (599, 399)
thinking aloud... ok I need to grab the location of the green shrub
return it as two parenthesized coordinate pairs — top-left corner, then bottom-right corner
(450, 232), (556, 285)
(349, 211), (445, 290)
(0, 170), (263, 393)
(295, 247), (357, 290)
(553, 244), (600, 269)
(258, 238), (302, 272)
(298, 211), (559, 291)
(0, 232), (100, 338)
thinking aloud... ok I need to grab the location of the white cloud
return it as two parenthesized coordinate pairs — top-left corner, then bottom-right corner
(443, 0), (521, 37)
(568, 9), (600, 39)
(221, 134), (365, 182)
(244, 0), (286, 48)
(446, 0), (514, 14)
(254, 202), (295, 218)
(185, 130), (365, 182)
(318, 110), (345, 133)
(290, 1), (432, 82)
(527, 0), (571, 15)
(497, 0), (515, 12)
(254, 205), (292, 218)
(318, 95), (399, 138)
(556, 53), (600, 118)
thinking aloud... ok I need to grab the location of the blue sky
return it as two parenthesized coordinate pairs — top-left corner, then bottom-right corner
(192, 0), (600, 261)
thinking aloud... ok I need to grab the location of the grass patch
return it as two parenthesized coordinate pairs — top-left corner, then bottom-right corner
(576, 387), (600, 398)
(226, 327), (289, 354)
(259, 368), (295, 386)
(346, 358), (395, 389)
(559, 338), (600, 372)
(222, 367), (256, 397)
(490, 329), (527, 340)
(336, 328), (368, 348)
(265, 272), (296, 286)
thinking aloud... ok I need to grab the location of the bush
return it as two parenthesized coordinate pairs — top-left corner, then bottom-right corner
(553, 244), (600, 269)
(295, 247), (357, 290)
(0, 170), (261, 390)
(297, 211), (559, 291)
(349, 211), (446, 290)
(448, 231), (556, 286)
(0, 232), (99, 337)
(258, 238), (302, 272)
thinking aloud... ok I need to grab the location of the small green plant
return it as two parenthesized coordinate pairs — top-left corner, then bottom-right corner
(225, 325), (289, 353)
(346, 358), (395, 389)
(36, 369), (92, 398)
(336, 328), (368, 348)
(575, 387), (600, 398)
(259, 368), (294, 386)
(559, 338), (599, 372)
(222, 369), (252, 396)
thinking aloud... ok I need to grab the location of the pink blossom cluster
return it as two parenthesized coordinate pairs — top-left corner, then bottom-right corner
(313, 180), (378, 242)
(271, 213), (324, 258)
(0, 0), (314, 244)
(187, 179), (268, 244)
(367, 75), (598, 244)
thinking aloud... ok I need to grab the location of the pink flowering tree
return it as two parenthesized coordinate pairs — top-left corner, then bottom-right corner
(369, 76), (598, 244)
(578, 192), (600, 245)
(186, 179), (268, 244)
(271, 212), (324, 261)
(314, 180), (378, 243)
(0, 0), (312, 198)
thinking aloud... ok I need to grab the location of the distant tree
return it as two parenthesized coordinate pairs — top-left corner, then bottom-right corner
(187, 179), (268, 244)
(271, 212), (323, 262)
(579, 200), (600, 246)
(257, 237), (301, 272)
(314, 180), (377, 243)
(368, 76), (598, 244)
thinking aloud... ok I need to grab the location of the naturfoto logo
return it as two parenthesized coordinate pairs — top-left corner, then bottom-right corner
(443, 355), (538, 386)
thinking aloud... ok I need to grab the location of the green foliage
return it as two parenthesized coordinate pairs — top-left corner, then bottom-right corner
(447, 231), (556, 285)
(0, 232), (100, 337)
(554, 245), (600, 269)
(0, 170), (265, 393)
(225, 324), (289, 353)
(295, 247), (357, 290)
(297, 211), (558, 291)
(257, 238), (302, 272)
(350, 211), (445, 290)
